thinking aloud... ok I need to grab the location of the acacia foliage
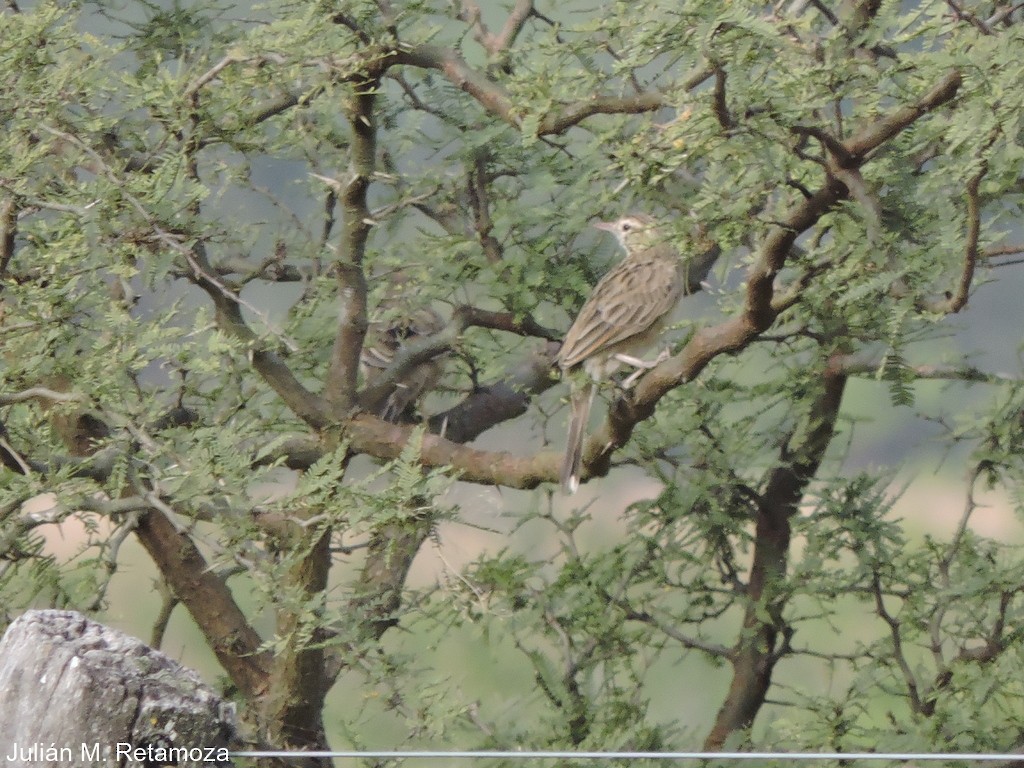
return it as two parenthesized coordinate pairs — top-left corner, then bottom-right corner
(1, 0), (1023, 760)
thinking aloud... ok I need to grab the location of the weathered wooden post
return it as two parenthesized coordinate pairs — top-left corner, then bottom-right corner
(0, 610), (236, 767)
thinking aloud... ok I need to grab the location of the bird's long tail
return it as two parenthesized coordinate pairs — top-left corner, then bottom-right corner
(562, 381), (595, 494)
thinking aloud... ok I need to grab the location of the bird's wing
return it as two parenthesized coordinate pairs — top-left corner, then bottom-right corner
(359, 323), (398, 371)
(557, 250), (682, 370)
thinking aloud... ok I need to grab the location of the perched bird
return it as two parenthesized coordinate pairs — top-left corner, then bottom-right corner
(360, 300), (447, 423)
(556, 214), (688, 494)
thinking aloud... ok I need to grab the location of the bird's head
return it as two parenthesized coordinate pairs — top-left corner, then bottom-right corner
(592, 213), (662, 252)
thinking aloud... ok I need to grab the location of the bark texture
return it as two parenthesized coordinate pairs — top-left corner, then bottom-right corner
(0, 610), (235, 767)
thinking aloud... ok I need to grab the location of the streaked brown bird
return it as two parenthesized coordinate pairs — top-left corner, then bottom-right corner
(556, 214), (688, 494)
(360, 301), (447, 423)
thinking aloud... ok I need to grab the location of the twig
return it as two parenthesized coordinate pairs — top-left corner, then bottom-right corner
(0, 387), (83, 405)
(872, 569), (924, 712)
(711, 64), (734, 130)
(184, 54), (243, 97)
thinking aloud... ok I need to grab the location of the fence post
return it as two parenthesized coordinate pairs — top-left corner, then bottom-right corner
(0, 609), (236, 767)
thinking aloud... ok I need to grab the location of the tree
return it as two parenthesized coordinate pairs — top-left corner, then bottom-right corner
(1, 0), (1023, 763)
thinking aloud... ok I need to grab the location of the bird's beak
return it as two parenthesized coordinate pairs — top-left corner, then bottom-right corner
(591, 220), (616, 232)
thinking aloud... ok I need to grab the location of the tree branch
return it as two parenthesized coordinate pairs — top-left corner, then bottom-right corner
(467, 153), (504, 263)
(704, 357), (847, 748)
(392, 43), (668, 136)
(133, 507), (272, 701)
(986, 244), (1024, 260)
(427, 342), (558, 444)
(346, 412), (554, 487)
(203, 264), (333, 428)
(538, 92), (667, 135)
(341, 515), (434, 647)
(457, 0), (535, 59)
(836, 358), (1018, 384)
(263, 527), (333, 753)
(945, 0), (994, 34)
(844, 69), (962, 159)
(491, 0), (535, 54)
(871, 567), (924, 713)
(210, 255), (307, 283)
(0, 195), (15, 281)
(357, 305), (559, 415)
(0, 387), (83, 405)
(936, 147), (990, 313)
(711, 64), (734, 131)
(394, 45), (519, 126)
(620, 603), (733, 658)
(264, 344), (559, 470)
(324, 79), (378, 414)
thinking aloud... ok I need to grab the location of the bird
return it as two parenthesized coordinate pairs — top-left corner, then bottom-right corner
(556, 214), (688, 494)
(359, 300), (447, 423)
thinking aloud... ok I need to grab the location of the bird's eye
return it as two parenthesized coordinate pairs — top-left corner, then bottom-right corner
(621, 222), (632, 231)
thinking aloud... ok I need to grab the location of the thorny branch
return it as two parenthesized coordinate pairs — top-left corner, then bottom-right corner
(711, 64), (734, 131)
(872, 567), (925, 712)
(467, 153), (505, 264)
(0, 196), (15, 281)
(324, 78), (378, 415)
(939, 148), (989, 313)
(835, 358), (1020, 384)
(457, 0), (536, 61)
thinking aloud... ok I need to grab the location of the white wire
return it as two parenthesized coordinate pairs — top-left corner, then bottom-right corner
(230, 750), (1024, 761)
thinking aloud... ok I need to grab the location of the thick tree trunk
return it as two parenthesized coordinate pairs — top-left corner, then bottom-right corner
(0, 610), (235, 767)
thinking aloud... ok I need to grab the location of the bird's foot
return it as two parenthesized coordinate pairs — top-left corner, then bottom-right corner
(616, 348), (671, 389)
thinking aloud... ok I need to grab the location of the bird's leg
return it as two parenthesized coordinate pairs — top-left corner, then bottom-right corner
(615, 348), (671, 389)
